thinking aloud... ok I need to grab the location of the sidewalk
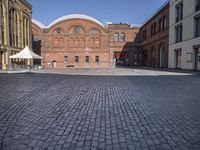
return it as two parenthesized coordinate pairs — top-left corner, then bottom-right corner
(34, 67), (197, 76)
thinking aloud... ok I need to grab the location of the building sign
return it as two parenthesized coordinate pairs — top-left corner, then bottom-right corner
(116, 53), (126, 59)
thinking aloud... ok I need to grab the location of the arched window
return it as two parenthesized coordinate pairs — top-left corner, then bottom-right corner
(74, 26), (81, 33)
(153, 22), (157, 34)
(159, 18), (162, 32)
(120, 33), (125, 42)
(114, 33), (119, 42)
(163, 16), (167, 30)
(53, 28), (64, 35)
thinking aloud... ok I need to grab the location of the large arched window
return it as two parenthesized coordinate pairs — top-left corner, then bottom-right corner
(53, 28), (64, 35)
(120, 33), (125, 42)
(114, 33), (119, 42)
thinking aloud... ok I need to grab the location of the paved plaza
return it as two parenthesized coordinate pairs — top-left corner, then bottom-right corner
(0, 69), (200, 150)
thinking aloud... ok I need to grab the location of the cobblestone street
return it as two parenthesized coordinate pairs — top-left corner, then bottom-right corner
(0, 72), (200, 150)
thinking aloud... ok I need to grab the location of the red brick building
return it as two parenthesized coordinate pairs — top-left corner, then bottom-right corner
(129, 1), (169, 68)
(32, 14), (139, 68)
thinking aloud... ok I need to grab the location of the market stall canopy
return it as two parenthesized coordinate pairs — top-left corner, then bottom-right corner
(9, 46), (43, 59)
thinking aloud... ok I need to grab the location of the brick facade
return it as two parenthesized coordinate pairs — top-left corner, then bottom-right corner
(32, 15), (139, 68)
(129, 2), (169, 68)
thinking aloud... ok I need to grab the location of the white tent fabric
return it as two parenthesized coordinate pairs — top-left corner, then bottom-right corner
(9, 46), (43, 59)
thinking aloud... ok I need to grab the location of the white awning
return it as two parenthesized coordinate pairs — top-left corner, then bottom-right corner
(9, 46), (43, 59)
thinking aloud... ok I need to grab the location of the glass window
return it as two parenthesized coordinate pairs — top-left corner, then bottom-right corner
(120, 33), (125, 42)
(114, 33), (119, 42)
(195, 15), (200, 37)
(85, 56), (89, 64)
(75, 56), (79, 63)
(176, 2), (183, 23)
(95, 56), (99, 65)
(74, 26), (81, 33)
(154, 22), (157, 34)
(175, 24), (183, 43)
(162, 16), (167, 30)
(55, 28), (62, 34)
(64, 56), (68, 64)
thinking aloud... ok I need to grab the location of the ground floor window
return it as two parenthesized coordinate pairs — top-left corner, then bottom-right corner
(85, 56), (89, 64)
(95, 56), (99, 65)
(75, 56), (79, 64)
(64, 56), (68, 64)
(194, 46), (200, 70)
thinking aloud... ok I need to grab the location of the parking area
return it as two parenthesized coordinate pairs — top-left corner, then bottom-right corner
(0, 70), (200, 150)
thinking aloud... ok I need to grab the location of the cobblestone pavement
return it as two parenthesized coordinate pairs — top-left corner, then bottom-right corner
(0, 73), (200, 150)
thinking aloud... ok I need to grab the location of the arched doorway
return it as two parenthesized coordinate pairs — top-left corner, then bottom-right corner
(159, 45), (165, 68)
(52, 60), (57, 68)
(151, 47), (156, 67)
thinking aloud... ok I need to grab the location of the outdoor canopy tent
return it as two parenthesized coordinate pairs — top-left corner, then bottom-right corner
(9, 46), (43, 59)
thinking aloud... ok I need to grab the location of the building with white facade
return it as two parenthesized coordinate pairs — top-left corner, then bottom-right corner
(169, 0), (200, 70)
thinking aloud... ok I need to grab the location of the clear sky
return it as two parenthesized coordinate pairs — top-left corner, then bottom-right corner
(27, 0), (168, 26)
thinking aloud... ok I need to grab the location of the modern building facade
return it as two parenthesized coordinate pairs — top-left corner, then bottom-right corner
(168, 0), (200, 70)
(0, 0), (32, 70)
(129, 1), (170, 68)
(32, 14), (139, 68)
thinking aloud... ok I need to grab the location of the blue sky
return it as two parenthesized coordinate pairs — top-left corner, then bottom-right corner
(27, 0), (168, 26)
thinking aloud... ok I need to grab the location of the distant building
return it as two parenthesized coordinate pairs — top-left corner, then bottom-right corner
(129, 1), (170, 68)
(0, 0), (32, 70)
(32, 14), (139, 68)
(168, 0), (200, 70)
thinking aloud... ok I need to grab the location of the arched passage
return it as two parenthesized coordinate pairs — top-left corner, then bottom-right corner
(151, 47), (156, 67)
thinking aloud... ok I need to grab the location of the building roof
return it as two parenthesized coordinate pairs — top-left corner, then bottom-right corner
(32, 14), (105, 29)
(141, 0), (169, 28)
(32, 19), (46, 29)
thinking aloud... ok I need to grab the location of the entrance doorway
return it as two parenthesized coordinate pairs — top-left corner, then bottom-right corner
(52, 60), (57, 68)
(142, 50), (147, 66)
(194, 48), (200, 71)
(159, 46), (165, 68)
(175, 49), (182, 69)
(114, 52), (128, 66)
